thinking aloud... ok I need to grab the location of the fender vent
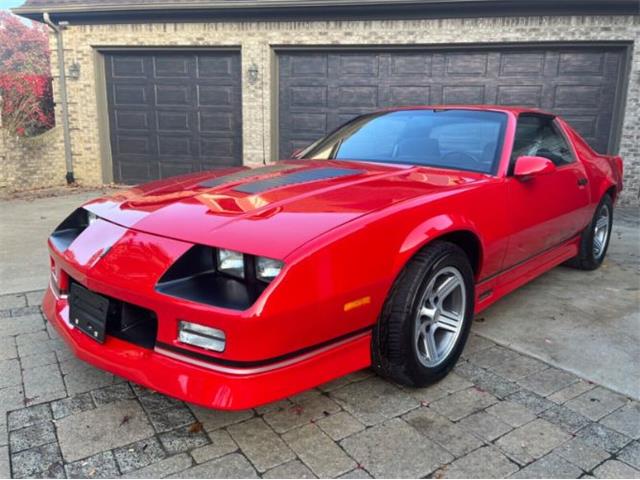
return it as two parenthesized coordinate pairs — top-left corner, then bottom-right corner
(234, 167), (364, 194)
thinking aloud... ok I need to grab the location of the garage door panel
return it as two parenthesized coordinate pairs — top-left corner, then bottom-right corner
(289, 55), (329, 76)
(116, 136), (152, 155)
(290, 113), (327, 134)
(155, 85), (192, 107)
(153, 56), (192, 77)
(115, 111), (150, 130)
(390, 54), (433, 76)
(442, 85), (486, 104)
(336, 54), (380, 76)
(289, 86), (328, 108)
(159, 162), (195, 179)
(198, 85), (233, 106)
(445, 53), (489, 75)
(278, 46), (624, 158)
(157, 136), (193, 156)
(200, 137), (236, 157)
(197, 56), (237, 78)
(553, 85), (601, 108)
(106, 50), (242, 184)
(387, 86), (431, 106)
(337, 86), (378, 107)
(499, 53), (546, 75)
(199, 112), (234, 133)
(558, 52), (605, 75)
(156, 111), (190, 131)
(113, 85), (147, 106)
(561, 115), (598, 139)
(118, 161), (153, 184)
(497, 85), (543, 106)
(111, 55), (146, 78)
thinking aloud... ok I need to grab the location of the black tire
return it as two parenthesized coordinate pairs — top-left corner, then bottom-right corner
(565, 194), (614, 271)
(372, 241), (474, 387)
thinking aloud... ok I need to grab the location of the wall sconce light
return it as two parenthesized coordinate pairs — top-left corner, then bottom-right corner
(248, 63), (259, 85)
(68, 62), (81, 80)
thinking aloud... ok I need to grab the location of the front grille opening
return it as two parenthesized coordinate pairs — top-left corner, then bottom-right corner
(107, 302), (158, 350)
(70, 279), (158, 349)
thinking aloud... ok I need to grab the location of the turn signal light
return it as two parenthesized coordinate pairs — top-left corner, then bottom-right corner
(178, 321), (226, 352)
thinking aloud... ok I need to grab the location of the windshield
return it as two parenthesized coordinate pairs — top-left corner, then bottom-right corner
(299, 109), (507, 174)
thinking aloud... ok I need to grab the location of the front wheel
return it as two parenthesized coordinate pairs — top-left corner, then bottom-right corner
(566, 194), (613, 271)
(372, 241), (474, 387)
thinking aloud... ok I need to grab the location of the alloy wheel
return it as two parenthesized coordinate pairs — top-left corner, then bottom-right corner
(593, 203), (611, 259)
(415, 266), (466, 368)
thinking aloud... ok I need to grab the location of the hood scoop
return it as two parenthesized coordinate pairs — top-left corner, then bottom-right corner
(234, 167), (365, 194)
(198, 163), (301, 188)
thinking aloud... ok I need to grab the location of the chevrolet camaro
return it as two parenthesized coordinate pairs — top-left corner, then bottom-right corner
(43, 106), (623, 409)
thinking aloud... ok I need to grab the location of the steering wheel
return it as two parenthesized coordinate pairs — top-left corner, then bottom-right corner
(440, 151), (482, 168)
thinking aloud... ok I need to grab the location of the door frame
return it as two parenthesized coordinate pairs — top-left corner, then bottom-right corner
(271, 41), (632, 162)
(95, 46), (242, 184)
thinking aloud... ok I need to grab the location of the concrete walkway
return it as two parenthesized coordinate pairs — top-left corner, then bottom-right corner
(474, 213), (640, 400)
(0, 190), (108, 295)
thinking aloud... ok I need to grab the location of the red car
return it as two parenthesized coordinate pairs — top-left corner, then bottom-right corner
(43, 106), (623, 410)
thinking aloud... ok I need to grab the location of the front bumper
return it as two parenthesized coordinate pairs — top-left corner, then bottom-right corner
(43, 284), (371, 410)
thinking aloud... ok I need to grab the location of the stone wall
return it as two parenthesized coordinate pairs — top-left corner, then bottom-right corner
(41, 14), (640, 203)
(0, 127), (66, 193)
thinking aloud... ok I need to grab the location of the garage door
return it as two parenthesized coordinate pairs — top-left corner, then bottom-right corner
(277, 46), (626, 158)
(105, 51), (242, 184)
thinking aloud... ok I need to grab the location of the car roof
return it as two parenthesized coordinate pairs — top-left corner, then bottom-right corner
(375, 105), (555, 116)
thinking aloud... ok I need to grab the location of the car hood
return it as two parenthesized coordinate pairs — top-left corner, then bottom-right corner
(85, 160), (485, 259)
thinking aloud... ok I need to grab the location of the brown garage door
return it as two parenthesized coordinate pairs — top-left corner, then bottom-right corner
(105, 51), (242, 184)
(277, 46), (626, 158)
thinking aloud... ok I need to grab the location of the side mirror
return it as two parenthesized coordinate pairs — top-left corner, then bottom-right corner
(513, 155), (556, 180)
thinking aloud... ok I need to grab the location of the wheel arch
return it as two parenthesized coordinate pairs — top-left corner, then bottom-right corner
(395, 214), (485, 280)
(604, 184), (618, 202)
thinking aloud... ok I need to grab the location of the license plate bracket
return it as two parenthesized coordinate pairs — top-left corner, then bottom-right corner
(69, 283), (109, 343)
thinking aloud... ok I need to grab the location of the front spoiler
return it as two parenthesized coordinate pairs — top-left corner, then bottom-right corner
(43, 286), (371, 410)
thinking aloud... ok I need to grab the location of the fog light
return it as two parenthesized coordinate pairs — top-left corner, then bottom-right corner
(178, 321), (226, 352)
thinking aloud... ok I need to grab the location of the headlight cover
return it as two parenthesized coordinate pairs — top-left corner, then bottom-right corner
(217, 249), (245, 279)
(49, 208), (100, 252)
(256, 256), (284, 283)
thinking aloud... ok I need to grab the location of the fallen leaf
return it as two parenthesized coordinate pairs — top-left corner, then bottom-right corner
(188, 421), (203, 433)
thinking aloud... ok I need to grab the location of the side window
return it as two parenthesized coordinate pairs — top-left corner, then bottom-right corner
(511, 115), (575, 171)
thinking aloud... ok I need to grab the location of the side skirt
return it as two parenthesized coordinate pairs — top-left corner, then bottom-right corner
(474, 236), (580, 313)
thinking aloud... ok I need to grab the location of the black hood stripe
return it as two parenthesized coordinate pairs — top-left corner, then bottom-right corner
(234, 167), (365, 194)
(199, 163), (301, 188)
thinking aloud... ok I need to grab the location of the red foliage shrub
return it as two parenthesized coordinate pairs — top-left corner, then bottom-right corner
(0, 12), (54, 136)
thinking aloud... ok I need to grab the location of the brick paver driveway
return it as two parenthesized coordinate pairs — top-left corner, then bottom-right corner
(1, 290), (638, 478)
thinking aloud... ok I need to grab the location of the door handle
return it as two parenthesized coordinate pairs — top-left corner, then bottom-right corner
(577, 177), (588, 186)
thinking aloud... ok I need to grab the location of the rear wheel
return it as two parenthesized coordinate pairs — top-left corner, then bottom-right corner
(372, 241), (474, 387)
(566, 194), (613, 271)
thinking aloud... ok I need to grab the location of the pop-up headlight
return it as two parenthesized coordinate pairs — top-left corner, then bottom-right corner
(217, 249), (245, 279)
(256, 256), (284, 283)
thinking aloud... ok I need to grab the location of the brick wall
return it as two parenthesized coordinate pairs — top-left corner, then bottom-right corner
(0, 127), (66, 192)
(43, 14), (640, 203)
